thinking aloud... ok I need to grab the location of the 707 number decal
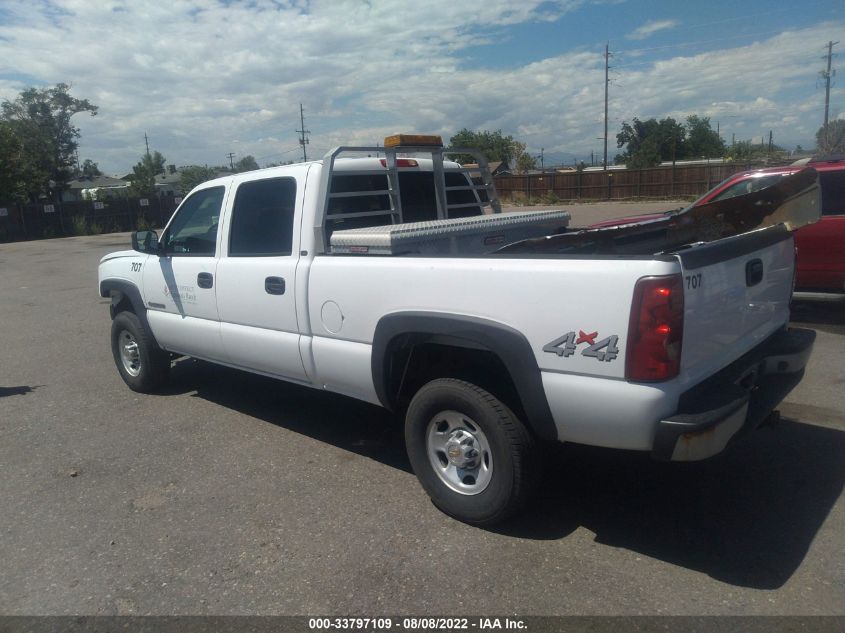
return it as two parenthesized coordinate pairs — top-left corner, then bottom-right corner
(543, 330), (620, 362)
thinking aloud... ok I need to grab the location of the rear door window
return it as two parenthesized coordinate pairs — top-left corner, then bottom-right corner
(820, 171), (845, 216)
(229, 177), (297, 256)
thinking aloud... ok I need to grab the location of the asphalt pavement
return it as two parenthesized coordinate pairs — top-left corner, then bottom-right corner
(0, 229), (843, 616)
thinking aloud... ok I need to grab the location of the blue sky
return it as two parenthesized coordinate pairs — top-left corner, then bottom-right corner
(0, 0), (842, 173)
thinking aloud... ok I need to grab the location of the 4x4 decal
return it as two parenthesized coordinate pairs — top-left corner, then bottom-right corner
(543, 330), (619, 362)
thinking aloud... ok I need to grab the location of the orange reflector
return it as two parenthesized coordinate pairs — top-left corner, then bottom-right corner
(383, 134), (443, 148)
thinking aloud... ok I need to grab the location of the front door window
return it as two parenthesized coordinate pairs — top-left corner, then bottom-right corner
(164, 186), (225, 255)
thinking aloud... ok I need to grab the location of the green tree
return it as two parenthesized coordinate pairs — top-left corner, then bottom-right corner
(128, 151), (166, 197)
(80, 158), (101, 177)
(0, 121), (28, 201)
(684, 115), (725, 158)
(516, 152), (537, 173)
(178, 165), (219, 195)
(233, 155), (259, 172)
(0, 83), (98, 201)
(447, 128), (526, 165)
(726, 139), (784, 161)
(625, 136), (662, 169)
(616, 117), (686, 167)
(816, 120), (845, 155)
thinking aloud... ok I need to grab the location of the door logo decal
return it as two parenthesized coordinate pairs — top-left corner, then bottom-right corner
(163, 284), (197, 303)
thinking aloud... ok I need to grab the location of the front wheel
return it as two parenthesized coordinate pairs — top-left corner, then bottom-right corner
(405, 378), (537, 525)
(110, 311), (170, 393)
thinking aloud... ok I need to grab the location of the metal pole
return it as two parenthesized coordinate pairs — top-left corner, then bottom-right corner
(603, 42), (609, 169)
(297, 104), (310, 162)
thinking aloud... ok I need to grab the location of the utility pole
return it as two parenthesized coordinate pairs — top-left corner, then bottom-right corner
(539, 148), (545, 171)
(820, 40), (839, 150)
(227, 152), (236, 170)
(297, 103), (311, 162)
(603, 43), (609, 169)
(144, 132), (150, 157)
(768, 130), (773, 155)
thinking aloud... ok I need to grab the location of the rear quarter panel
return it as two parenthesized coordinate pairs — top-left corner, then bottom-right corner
(307, 255), (680, 380)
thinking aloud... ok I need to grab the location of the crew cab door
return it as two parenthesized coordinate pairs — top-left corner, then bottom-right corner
(214, 175), (307, 381)
(143, 184), (228, 361)
(794, 169), (845, 290)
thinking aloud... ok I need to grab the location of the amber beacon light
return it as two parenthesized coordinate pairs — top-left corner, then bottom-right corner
(383, 134), (444, 148)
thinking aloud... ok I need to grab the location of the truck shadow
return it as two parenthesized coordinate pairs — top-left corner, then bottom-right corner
(165, 359), (410, 473)
(500, 417), (845, 590)
(166, 359), (844, 591)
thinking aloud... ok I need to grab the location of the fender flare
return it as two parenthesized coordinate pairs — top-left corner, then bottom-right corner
(99, 279), (151, 331)
(372, 311), (557, 441)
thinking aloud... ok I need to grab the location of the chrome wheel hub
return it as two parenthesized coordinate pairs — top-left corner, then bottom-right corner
(426, 411), (492, 495)
(119, 330), (141, 377)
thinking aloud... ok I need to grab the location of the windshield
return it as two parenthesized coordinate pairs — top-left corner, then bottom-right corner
(710, 174), (790, 202)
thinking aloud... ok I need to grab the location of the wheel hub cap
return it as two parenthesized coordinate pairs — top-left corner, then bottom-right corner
(119, 330), (141, 377)
(426, 411), (492, 496)
(444, 430), (480, 468)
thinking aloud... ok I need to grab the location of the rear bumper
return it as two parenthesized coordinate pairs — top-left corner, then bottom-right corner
(652, 327), (815, 461)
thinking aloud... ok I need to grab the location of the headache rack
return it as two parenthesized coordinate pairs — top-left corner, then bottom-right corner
(314, 137), (503, 254)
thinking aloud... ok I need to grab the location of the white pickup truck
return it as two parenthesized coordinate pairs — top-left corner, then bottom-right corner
(98, 135), (818, 525)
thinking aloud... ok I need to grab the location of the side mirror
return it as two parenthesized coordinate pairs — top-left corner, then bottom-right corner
(132, 230), (160, 254)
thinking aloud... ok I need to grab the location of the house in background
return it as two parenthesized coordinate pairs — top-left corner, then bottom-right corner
(62, 175), (129, 201)
(153, 165), (182, 196)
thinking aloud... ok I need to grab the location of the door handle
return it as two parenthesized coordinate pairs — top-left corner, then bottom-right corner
(745, 259), (763, 287)
(197, 272), (214, 289)
(265, 276), (286, 295)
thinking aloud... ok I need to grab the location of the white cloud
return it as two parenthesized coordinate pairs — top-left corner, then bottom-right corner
(626, 19), (680, 41)
(0, 2), (840, 170)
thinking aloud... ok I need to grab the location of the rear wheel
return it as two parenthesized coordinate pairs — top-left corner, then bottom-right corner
(405, 378), (537, 525)
(111, 311), (170, 392)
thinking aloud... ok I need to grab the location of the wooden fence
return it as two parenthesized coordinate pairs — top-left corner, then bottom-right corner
(0, 161), (790, 243)
(493, 161), (784, 202)
(0, 195), (180, 243)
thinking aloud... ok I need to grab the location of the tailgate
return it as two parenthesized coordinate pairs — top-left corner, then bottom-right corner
(675, 225), (795, 385)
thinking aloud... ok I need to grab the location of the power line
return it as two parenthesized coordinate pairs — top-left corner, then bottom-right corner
(297, 103), (311, 162)
(616, 27), (798, 56)
(254, 147), (302, 162)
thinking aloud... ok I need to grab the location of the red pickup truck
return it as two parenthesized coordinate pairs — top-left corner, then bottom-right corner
(592, 157), (845, 293)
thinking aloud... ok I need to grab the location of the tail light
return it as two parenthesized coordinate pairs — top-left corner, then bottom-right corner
(626, 274), (684, 382)
(379, 158), (419, 168)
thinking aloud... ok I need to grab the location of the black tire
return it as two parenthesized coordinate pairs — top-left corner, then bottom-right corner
(405, 378), (537, 525)
(110, 311), (170, 393)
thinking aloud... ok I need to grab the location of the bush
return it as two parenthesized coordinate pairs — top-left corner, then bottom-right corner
(89, 221), (104, 235)
(71, 215), (87, 236)
(508, 191), (527, 205)
(136, 213), (152, 231)
(542, 191), (562, 205)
